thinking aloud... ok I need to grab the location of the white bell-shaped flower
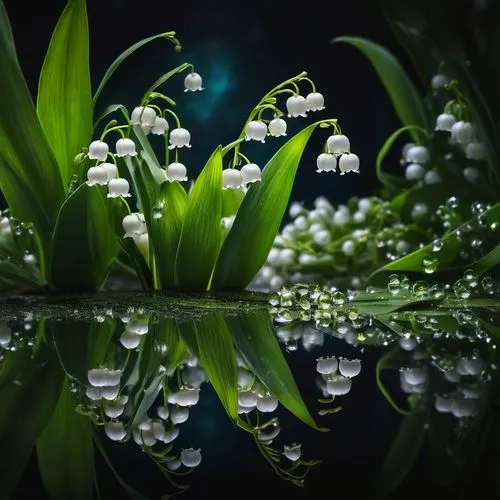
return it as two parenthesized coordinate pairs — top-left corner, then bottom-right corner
(237, 368), (254, 389)
(431, 73), (449, 90)
(338, 358), (361, 378)
(411, 202), (428, 218)
(268, 117), (287, 137)
(184, 72), (203, 92)
(402, 142), (416, 161)
(175, 388), (200, 407)
(105, 421), (126, 441)
(327, 134), (350, 154)
(257, 423), (280, 441)
(88, 140), (109, 161)
(88, 368), (121, 387)
(435, 113), (456, 132)
(402, 367), (427, 385)
(305, 92), (325, 111)
(116, 138), (137, 157)
(326, 376), (352, 396)
(434, 395), (453, 413)
(167, 162), (188, 182)
(167, 459), (182, 471)
(107, 178), (131, 198)
(451, 121), (475, 144)
(223, 168), (243, 189)
(162, 427), (180, 444)
(183, 365), (207, 388)
(443, 370), (461, 383)
(151, 116), (169, 135)
(405, 163), (426, 181)
(241, 163), (261, 184)
(399, 336), (418, 351)
(119, 330), (141, 349)
(168, 128), (191, 149)
(463, 166), (480, 183)
(457, 356), (484, 376)
(180, 448), (202, 468)
(170, 406), (189, 424)
(338, 153), (360, 174)
(286, 95), (307, 118)
(465, 142), (486, 160)
(256, 395), (278, 413)
(451, 398), (479, 418)
(122, 213), (147, 238)
(245, 120), (268, 142)
(316, 356), (338, 375)
(283, 443), (302, 461)
(87, 166), (108, 186)
(157, 406), (169, 420)
(101, 384), (120, 400)
(152, 420), (166, 441)
(406, 146), (430, 164)
(125, 318), (149, 335)
(313, 229), (331, 246)
(85, 387), (101, 401)
(0, 217), (11, 234)
(238, 390), (258, 408)
(131, 106), (157, 126)
(424, 169), (441, 184)
(133, 427), (156, 447)
(341, 240), (356, 256)
(103, 400), (126, 418)
(316, 153), (337, 172)
(102, 162), (118, 182)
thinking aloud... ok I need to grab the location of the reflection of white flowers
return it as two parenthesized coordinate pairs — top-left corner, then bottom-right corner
(170, 406), (190, 424)
(105, 421), (126, 441)
(338, 359), (361, 378)
(88, 368), (122, 387)
(283, 443), (302, 461)
(326, 376), (352, 396)
(180, 448), (202, 467)
(316, 356), (338, 375)
(256, 395), (278, 413)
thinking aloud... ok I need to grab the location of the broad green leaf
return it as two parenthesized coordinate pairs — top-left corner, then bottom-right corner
(153, 318), (189, 368)
(226, 311), (322, 430)
(178, 315), (239, 421)
(36, 378), (94, 500)
(222, 185), (245, 217)
(93, 32), (180, 107)
(151, 181), (188, 289)
(175, 147), (223, 291)
(0, 323), (65, 499)
(333, 36), (428, 139)
(0, 261), (39, 288)
(37, 0), (92, 190)
(212, 124), (317, 290)
(375, 410), (426, 499)
(50, 183), (119, 292)
(0, 1), (64, 242)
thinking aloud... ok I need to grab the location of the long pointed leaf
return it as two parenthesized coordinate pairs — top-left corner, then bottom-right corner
(212, 124), (317, 290)
(37, 0), (92, 190)
(175, 147), (223, 290)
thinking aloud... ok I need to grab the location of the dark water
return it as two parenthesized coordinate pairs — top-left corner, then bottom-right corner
(1, 294), (499, 499)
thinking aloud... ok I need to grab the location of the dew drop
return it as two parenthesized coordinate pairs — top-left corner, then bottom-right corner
(422, 256), (438, 274)
(431, 239), (443, 252)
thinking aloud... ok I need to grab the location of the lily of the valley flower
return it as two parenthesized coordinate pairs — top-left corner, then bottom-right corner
(268, 117), (287, 137)
(245, 120), (268, 142)
(167, 162), (188, 181)
(338, 153), (360, 174)
(286, 95), (307, 118)
(465, 142), (486, 160)
(105, 421), (127, 441)
(151, 116), (169, 135)
(170, 406), (190, 424)
(256, 395), (279, 413)
(223, 168), (243, 189)
(327, 134), (350, 154)
(184, 72), (204, 92)
(87, 166), (108, 186)
(107, 178), (131, 198)
(0, 217), (11, 234)
(122, 213), (147, 238)
(180, 448), (202, 467)
(102, 162), (118, 182)
(131, 106), (157, 126)
(115, 138), (137, 157)
(241, 163), (261, 184)
(88, 140), (109, 161)
(435, 113), (456, 132)
(283, 443), (302, 461)
(88, 368), (122, 387)
(405, 163), (425, 181)
(169, 128), (191, 149)
(316, 153), (336, 172)
(406, 145), (430, 164)
(431, 73), (449, 90)
(119, 330), (141, 349)
(326, 376), (352, 396)
(451, 121), (475, 144)
(338, 358), (361, 378)
(305, 92), (325, 111)
(316, 356), (338, 375)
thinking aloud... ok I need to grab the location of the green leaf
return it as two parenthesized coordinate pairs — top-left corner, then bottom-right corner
(375, 410), (426, 499)
(178, 315), (239, 421)
(151, 181), (188, 289)
(175, 147), (223, 291)
(333, 36), (428, 139)
(0, 323), (65, 499)
(226, 311), (322, 430)
(36, 378), (95, 500)
(93, 32), (180, 107)
(50, 183), (119, 292)
(37, 0), (92, 190)
(222, 186), (245, 218)
(0, 1), (64, 242)
(212, 124), (317, 290)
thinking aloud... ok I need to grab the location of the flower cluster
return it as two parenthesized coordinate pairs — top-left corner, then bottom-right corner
(316, 356), (361, 398)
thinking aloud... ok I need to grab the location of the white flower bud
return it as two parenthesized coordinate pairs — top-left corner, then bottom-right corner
(326, 376), (352, 396)
(402, 142), (416, 161)
(133, 427), (156, 446)
(286, 95), (307, 118)
(269, 275), (284, 289)
(170, 406), (189, 424)
(283, 443), (302, 461)
(431, 73), (449, 90)
(167, 459), (181, 470)
(451, 121), (475, 144)
(316, 153), (336, 172)
(221, 216), (235, 231)
(167, 162), (188, 182)
(305, 92), (325, 111)
(289, 202), (303, 218)
(88, 140), (109, 161)
(241, 163), (261, 184)
(184, 72), (203, 92)
(396, 240), (410, 254)
(223, 169), (243, 189)
(131, 106), (157, 126)
(102, 162), (118, 182)
(316, 356), (338, 375)
(465, 142), (486, 160)
(327, 134), (350, 154)
(435, 113), (456, 131)
(175, 388), (200, 407)
(338, 358), (361, 378)
(122, 214), (147, 238)
(332, 210), (350, 226)
(116, 138), (138, 157)
(257, 395), (278, 413)
(157, 406), (169, 420)
(105, 421), (126, 441)
(168, 128), (191, 149)
(463, 166), (480, 183)
(268, 118), (287, 137)
(85, 387), (101, 401)
(341, 240), (356, 256)
(101, 384), (120, 400)
(313, 229), (331, 246)
(107, 178), (131, 198)
(245, 120), (268, 142)
(402, 367), (427, 385)
(238, 390), (258, 408)
(151, 117), (169, 135)
(103, 400), (125, 418)
(87, 166), (108, 186)
(411, 202), (428, 218)
(424, 169), (441, 184)
(119, 330), (141, 349)
(0, 217), (11, 234)
(163, 427), (180, 444)
(237, 368), (254, 388)
(180, 448), (202, 468)
(353, 211), (365, 223)
(406, 146), (430, 164)
(338, 153), (360, 174)
(405, 163), (426, 181)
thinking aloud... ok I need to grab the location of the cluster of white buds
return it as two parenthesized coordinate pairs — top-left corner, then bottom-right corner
(131, 106), (169, 136)
(316, 134), (359, 175)
(119, 316), (149, 350)
(316, 356), (361, 397)
(285, 91), (325, 118)
(222, 164), (262, 189)
(87, 367), (123, 405)
(400, 142), (440, 185)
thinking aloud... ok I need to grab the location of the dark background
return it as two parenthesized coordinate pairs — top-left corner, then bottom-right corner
(3, 0), (420, 208)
